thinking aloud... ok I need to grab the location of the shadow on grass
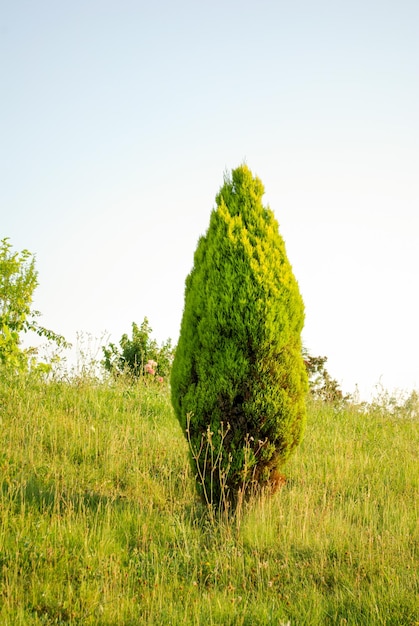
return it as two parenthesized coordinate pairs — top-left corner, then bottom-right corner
(1, 472), (132, 516)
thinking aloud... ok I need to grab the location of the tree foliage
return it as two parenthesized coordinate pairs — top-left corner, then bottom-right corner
(0, 238), (68, 372)
(102, 318), (173, 380)
(303, 349), (350, 404)
(171, 165), (308, 508)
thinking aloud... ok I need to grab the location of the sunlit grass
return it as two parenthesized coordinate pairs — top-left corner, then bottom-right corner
(0, 373), (418, 624)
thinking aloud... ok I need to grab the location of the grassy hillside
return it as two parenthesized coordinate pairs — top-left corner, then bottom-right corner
(0, 373), (418, 625)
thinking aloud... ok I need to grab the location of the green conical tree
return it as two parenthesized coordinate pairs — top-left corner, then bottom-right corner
(171, 165), (308, 508)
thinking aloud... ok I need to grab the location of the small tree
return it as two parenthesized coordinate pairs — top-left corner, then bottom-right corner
(102, 318), (173, 380)
(0, 237), (68, 372)
(303, 349), (350, 404)
(171, 165), (308, 509)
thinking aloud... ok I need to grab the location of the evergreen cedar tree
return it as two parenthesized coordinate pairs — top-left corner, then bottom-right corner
(171, 165), (308, 507)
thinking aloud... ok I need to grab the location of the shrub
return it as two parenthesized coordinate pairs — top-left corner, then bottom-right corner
(102, 318), (173, 380)
(303, 349), (350, 404)
(0, 237), (68, 373)
(171, 165), (308, 509)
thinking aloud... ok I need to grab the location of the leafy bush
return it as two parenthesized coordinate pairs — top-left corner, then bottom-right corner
(0, 237), (68, 373)
(102, 318), (173, 380)
(303, 350), (350, 404)
(171, 165), (308, 509)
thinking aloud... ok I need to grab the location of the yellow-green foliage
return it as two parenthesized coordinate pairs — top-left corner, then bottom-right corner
(171, 165), (308, 506)
(0, 237), (68, 373)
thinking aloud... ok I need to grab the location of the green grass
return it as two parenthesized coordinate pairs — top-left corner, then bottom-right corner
(0, 372), (418, 625)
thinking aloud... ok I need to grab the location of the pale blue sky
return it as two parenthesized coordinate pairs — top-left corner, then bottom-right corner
(1, 0), (418, 399)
